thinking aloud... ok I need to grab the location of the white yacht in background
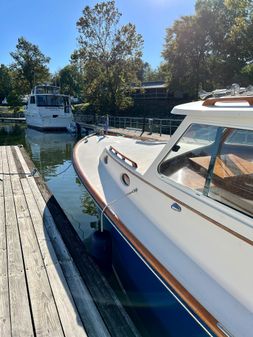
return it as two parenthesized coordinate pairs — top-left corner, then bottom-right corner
(73, 92), (253, 337)
(25, 84), (76, 131)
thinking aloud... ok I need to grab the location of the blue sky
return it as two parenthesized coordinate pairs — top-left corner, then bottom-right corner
(0, 0), (195, 73)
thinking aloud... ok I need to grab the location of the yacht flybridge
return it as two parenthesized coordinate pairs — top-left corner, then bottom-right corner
(25, 85), (76, 131)
(73, 94), (253, 337)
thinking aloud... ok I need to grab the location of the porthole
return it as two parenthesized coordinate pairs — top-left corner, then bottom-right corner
(104, 155), (108, 164)
(121, 173), (130, 186)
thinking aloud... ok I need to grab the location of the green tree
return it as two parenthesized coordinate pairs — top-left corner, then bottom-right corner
(72, 0), (143, 114)
(162, 0), (253, 97)
(10, 37), (51, 93)
(195, 0), (253, 86)
(0, 65), (24, 107)
(53, 64), (83, 97)
(141, 63), (170, 82)
(0, 64), (12, 102)
(162, 15), (207, 97)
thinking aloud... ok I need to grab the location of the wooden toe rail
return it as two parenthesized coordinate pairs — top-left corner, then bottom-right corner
(203, 96), (253, 106)
(109, 146), (138, 168)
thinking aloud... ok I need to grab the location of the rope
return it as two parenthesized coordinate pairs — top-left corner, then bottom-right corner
(0, 168), (37, 181)
(100, 188), (138, 232)
(0, 162), (73, 181)
(53, 162), (72, 177)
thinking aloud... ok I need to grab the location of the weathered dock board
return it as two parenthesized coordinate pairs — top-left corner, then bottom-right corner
(0, 145), (111, 337)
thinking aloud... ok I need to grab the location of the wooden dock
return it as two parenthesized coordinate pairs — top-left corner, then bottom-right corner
(0, 117), (26, 123)
(0, 145), (141, 337)
(0, 145), (110, 337)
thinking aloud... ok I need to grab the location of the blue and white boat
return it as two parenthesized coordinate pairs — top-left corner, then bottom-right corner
(73, 95), (253, 337)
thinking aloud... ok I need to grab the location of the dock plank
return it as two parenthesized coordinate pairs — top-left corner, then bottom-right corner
(2, 147), (12, 197)
(0, 147), (11, 337)
(18, 208), (83, 337)
(21, 178), (109, 337)
(7, 146), (23, 195)
(0, 147), (4, 197)
(7, 147), (64, 337)
(20, 191), (90, 337)
(3, 146), (34, 337)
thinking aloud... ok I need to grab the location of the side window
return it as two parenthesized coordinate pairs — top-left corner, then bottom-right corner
(158, 124), (219, 193)
(30, 96), (35, 104)
(207, 129), (253, 217)
(158, 125), (253, 217)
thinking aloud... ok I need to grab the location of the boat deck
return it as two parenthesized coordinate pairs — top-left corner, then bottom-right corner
(0, 145), (109, 337)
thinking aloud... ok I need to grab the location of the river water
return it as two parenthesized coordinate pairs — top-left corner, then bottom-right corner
(0, 123), (97, 241)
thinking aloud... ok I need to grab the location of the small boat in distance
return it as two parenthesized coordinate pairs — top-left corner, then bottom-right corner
(73, 92), (253, 337)
(25, 84), (76, 131)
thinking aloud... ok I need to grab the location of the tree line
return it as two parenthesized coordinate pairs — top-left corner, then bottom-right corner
(1, 0), (253, 114)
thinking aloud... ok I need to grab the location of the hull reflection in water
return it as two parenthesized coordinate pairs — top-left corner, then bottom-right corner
(26, 128), (74, 168)
(25, 128), (97, 241)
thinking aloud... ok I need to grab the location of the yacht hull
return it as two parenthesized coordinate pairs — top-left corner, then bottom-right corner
(103, 215), (211, 337)
(26, 113), (73, 131)
(73, 134), (252, 337)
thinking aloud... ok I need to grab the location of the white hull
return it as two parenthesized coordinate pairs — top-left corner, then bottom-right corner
(26, 109), (73, 130)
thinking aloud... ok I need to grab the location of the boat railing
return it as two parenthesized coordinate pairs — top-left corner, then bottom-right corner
(0, 112), (25, 118)
(74, 114), (183, 137)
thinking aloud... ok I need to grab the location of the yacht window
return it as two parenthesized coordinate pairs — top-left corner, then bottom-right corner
(35, 86), (60, 94)
(30, 96), (35, 104)
(36, 95), (64, 107)
(158, 125), (253, 217)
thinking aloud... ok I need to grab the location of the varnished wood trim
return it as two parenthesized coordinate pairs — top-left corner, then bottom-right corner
(109, 146), (138, 168)
(106, 147), (253, 247)
(73, 140), (228, 337)
(203, 96), (253, 106)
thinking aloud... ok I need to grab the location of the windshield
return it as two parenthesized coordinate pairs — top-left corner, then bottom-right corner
(36, 95), (68, 107)
(35, 86), (60, 94)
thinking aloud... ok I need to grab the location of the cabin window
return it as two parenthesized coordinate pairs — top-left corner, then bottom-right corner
(207, 128), (253, 217)
(30, 96), (35, 104)
(159, 124), (218, 193)
(36, 95), (64, 107)
(158, 125), (253, 217)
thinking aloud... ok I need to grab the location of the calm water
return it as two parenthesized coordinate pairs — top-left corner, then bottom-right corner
(0, 123), (97, 241)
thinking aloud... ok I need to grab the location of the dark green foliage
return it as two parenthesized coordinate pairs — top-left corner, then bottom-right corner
(10, 37), (51, 92)
(138, 62), (170, 82)
(53, 64), (83, 98)
(0, 65), (12, 102)
(6, 91), (23, 108)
